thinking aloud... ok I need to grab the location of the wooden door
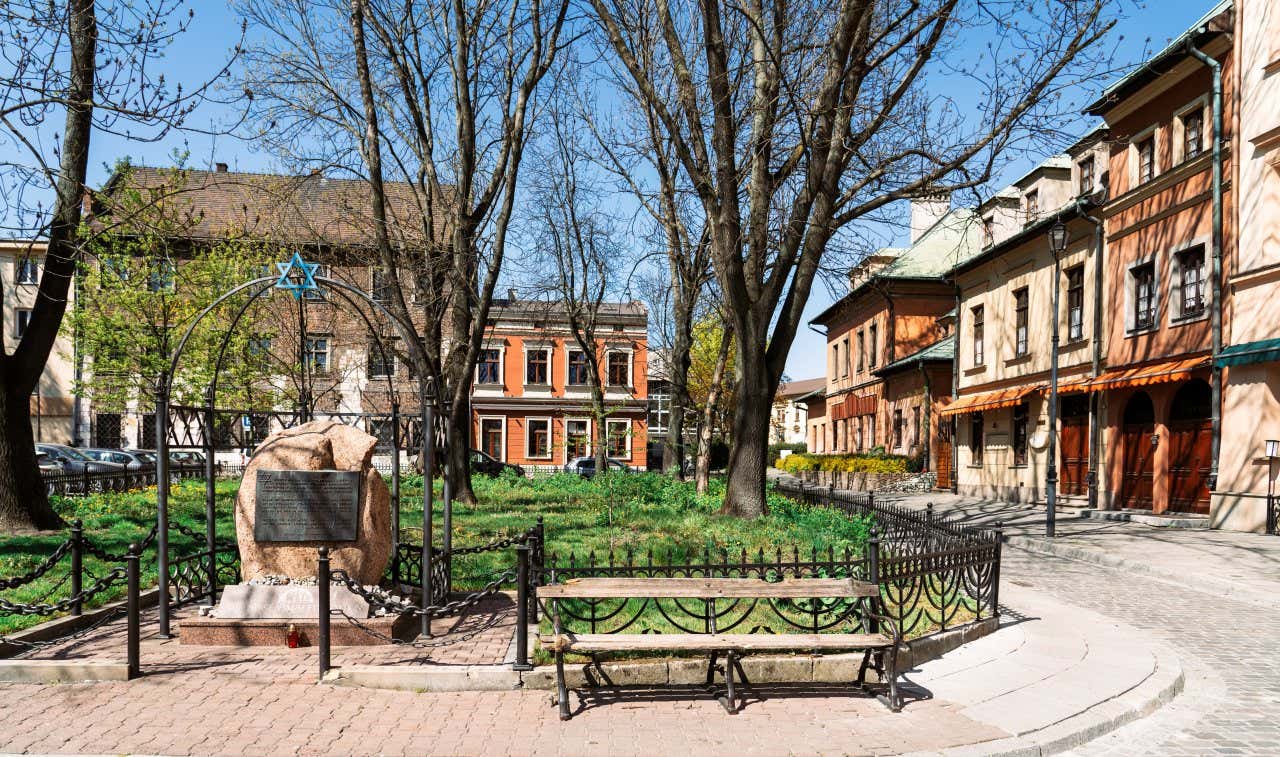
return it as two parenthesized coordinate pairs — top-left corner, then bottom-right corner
(1060, 416), (1088, 496)
(1167, 420), (1212, 513)
(935, 421), (953, 490)
(1119, 424), (1155, 510)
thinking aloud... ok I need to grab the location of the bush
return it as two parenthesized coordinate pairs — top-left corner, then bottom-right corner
(767, 441), (808, 460)
(773, 452), (910, 474)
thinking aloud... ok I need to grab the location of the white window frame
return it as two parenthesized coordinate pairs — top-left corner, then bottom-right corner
(478, 416), (507, 462)
(15, 308), (32, 338)
(605, 418), (632, 460)
(604, 347), (632, 387)
(525, 417), (553, 460)
(523, 344), (552, 387)
(566, 346), (591, 386)
(1125, 256), (1159, 334)
(1128, 124), (1159, 188)
(1172, 96), (1209, 165)
(305, 334), (331, 374)
(564, 417), (592, 459)
(15, 259), (39, 285)
(1168, 236), (1211, 324)
(1076, 155), (1096, 196)
(475, 345), (506, 385)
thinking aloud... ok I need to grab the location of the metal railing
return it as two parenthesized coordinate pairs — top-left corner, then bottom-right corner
(42, 464), (208, 497)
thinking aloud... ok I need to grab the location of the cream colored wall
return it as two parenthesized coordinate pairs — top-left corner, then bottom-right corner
(954, 394), (1050, 502)
(0, 241), (77, 443)
(955, 226), (1097, 393)
(1215, 0), (1280, 531)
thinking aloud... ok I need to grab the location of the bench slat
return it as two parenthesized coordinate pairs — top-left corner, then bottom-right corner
(537, 577), (875, 599)
(540, 632), (892, 653)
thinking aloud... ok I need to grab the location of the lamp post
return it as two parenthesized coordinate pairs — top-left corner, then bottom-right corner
(1266, 439), (1278, 535)
(1046, 220), (1068, 538)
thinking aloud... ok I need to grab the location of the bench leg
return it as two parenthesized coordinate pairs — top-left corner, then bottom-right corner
(555, 648), (571, 721)
(706, 651), (722, 687)
(874, 645), (901, 713)
(720, 651), (738, 714)
(856, 649), (872, 688)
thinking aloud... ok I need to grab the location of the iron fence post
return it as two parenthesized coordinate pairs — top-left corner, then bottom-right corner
(865, 529), (881, 635)
(531, 516), (544, 623)
(990, 522), (1003, 618)
(156, 373), (172, 638)
(204, 387), (217, 601)
(317, 547), (331, 681)
(514, 544), (532, 671)
(70, 519), (83, 616)
(126, 543), (140, 679)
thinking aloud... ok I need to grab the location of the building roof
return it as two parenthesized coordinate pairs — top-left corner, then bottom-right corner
(1084, 0), (1233, 115)
(95, 166), (445, 250)
(488, 296), (648, 326)
(873, 338), (955, 377)
(777, 377), (826, 400)
(951, 194), (1103, 277)
(810, 207), (983, 326)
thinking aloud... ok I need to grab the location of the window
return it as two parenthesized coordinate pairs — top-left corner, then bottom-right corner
(1066, 266), (1085, 341)
(1024, 190), (1039, 223)
(1132, 262), (1156, 330)
(971, 305), (985, 366)
(371, 267), (393, 303)
(15, 308), (32, 338)
(566, 419), (590, 458)
(1077, 156), (1095, 195)
(568, 350), (590, 385)
(648, 389), (670, 434)
(868, 324), (878, 368)
(912, 406), (921, 450)
(304, 264), (329, 300)
(856, 331), (865, 372)
(526, 418), (551, 459)
(982, 216), (995, 247)
(368, 340), (395, 377)
(868, 414), (876, 449)
(1183, 110), (1204, 160)
(15, 259), (38, 285)
(893, 409), (904, 450)
(832, 343), (840, 378)
(1136, 137), (1155, 184)
(1012, 403), (1029, 466)
(1178, 246), (1206, 318)
(606, 419), (630, 458)
(1013, 288), (1029, 357)
(305, 335), (330, 373)
(526, 347), (550, 385)
(248, 337), (272, 356)
(855, 417), (864, 451)
(479, 417), (504, 460)
(148, 259), (175, 292)
(606, 351), (631, 386)
(477, 348), (502, 384)
(969, 413), (984, 465)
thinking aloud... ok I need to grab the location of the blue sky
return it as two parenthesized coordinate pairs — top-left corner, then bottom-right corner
(69, 0), (1221, 380)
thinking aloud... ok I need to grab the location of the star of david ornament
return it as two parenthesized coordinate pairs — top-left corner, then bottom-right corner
(274, 252), (321, 299)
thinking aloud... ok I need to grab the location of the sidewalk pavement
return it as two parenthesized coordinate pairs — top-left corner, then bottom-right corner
(866, 491), (1280, 609)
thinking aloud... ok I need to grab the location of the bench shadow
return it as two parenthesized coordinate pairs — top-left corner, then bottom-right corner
(566, 678), (935, 717)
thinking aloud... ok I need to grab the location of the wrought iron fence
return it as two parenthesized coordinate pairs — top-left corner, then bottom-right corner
(42, 464), (207, 497)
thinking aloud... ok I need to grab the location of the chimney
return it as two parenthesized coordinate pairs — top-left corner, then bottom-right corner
(909, 193), (951, 244)
(215, 162), (228, 173)
(507, 287), (518, 302)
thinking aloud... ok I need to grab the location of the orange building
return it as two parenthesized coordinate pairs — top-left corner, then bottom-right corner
(1083, 1), (1233, 515)
(470, 296), (649, 470)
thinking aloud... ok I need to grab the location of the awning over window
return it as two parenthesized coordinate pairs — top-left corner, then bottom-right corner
(1086, 356), (1209, 392)
(1217, 338), (1280, 368)
(939, 385), (1043, 416)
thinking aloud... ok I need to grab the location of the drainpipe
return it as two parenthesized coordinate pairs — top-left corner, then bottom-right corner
(918, 361), (931, 473)
(1186, 42), (1224, 492)
(1076, 204), (1105, 510)
(952, 286), (960, 494)
(1046, 229), (1062, 538)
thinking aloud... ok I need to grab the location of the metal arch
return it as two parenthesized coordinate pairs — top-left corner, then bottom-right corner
(167, 276), (278, 379)
(317, 283), (401, 402)
(205, 280), (278, 406)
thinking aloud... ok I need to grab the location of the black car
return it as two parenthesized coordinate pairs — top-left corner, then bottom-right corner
(564, 456), (631, 478)
(35, 444), (126, 474)
(471, 449), (525, 478)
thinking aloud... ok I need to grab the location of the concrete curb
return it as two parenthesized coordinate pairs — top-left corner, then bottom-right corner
(323, 616), (999, 693)
(0, 587), (160, 660)
(906, 640), (1185, 757)
(0, 659), (132, 683)
(1003, 533), (1275, 609)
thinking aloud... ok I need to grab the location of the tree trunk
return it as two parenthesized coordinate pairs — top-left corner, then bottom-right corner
(694, 326), (731, 494)
(0, 385), (62, 530)
(445, 391), (475, 504)
(663, 291), (694, 478)
(720, 356), (773, 517)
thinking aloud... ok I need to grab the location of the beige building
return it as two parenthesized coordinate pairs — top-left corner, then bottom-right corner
(1216, 0), (1280, 531)
(772, 378), (823, 446)
(945, 145), (1108, 503)
(1, 240), (79, 443)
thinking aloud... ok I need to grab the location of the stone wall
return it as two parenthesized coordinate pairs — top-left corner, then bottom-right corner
(793, 469), (937, 493)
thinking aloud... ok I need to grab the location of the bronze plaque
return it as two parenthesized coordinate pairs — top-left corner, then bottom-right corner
(254, 470), (360, 542)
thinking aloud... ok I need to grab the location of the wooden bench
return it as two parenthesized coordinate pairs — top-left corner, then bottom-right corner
(538, 577), (901, 719)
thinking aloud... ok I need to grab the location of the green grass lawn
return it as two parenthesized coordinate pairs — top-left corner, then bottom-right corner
(2, 472), (873, 637)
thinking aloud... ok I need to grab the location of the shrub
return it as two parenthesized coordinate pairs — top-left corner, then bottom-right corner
(773, 452), (910, 474)
(767, 441), (808, 460)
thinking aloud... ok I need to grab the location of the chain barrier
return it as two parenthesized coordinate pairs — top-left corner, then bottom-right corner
(0, 607), (127, 656)
(445, 526), (541, 556)
(0, 538), (74, 590)
(82, 524), (159, 562)
(329, 567), (517, 619)
(0, 567), (126, 617)
(333, 608), (510, 648)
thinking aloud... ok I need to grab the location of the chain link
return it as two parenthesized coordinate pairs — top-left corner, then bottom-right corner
(330, 568), (517, 619)
(333, 608), (508, 648)
(82, 523), (159, 562)
(0, 538), (74, 590)
(0, 607), (127, 656)
(0, 567), (126, 617)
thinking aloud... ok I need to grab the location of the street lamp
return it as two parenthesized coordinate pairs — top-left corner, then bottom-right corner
(1046, 219), (1068, 538)
(1266, 439), (1279, 535)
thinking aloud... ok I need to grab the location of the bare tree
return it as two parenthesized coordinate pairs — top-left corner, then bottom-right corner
(587, 0), (1115, 516)
(239, 0), (569, 502)
(0, 2), (239, 530)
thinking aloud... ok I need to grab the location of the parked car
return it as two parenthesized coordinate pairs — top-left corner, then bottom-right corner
(36, 452), (65, 475)
(127, 449), (197, 469)
(471, 449), (525, 478)
(81, 448), (155, 470)
(170, 450), (207, 467)
(563, 456), (631, 478)
(35, 444), (126, 474)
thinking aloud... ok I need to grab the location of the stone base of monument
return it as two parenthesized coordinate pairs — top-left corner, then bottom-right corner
(178, 583), (416, 646)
